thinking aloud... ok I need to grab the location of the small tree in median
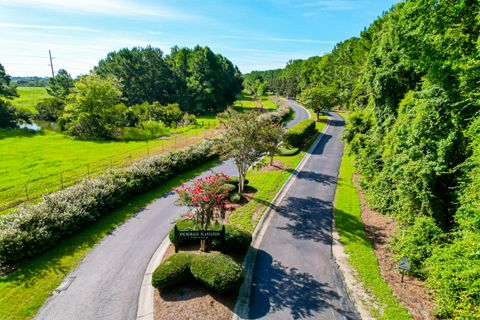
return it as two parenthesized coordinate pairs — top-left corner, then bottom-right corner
(174, 172), (232, 251)
(218, 108), (264, 192)
(258, 122), (283, 166)
(300, 86), (337, 120)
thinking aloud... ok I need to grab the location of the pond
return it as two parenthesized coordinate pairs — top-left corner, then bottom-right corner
(18, 120), (59, 132)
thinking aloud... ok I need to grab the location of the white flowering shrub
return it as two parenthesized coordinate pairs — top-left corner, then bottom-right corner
(0, 137), (222, 265)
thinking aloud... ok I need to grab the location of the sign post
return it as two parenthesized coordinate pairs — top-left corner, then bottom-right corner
(173, 225), (226, 252)
(398, 256), (411, 283)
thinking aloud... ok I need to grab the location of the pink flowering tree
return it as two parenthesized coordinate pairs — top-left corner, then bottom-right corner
(174, 172), (232, 251)
(174, 172), (232, 229)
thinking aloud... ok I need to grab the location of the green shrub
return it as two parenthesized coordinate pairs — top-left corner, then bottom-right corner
(283, 119), (316, 147)
(212, 225), (252, 254)
(229, 193), (241, 203)
(226, 176), (249, 187)
(391, 216), (444, 278)
(151, 252), (195, 290)
(425, 231), (480, 319)
(221, 183), (236, 195)
(0, 137), (222, 265)
(278, 144), (300, 156)
(190, 253), (243, 293)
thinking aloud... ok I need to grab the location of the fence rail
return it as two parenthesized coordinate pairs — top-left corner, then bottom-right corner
(0, 126), (222, 212)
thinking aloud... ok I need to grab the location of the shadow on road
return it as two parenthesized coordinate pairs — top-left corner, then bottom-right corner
(275, 196), (333, 244)
(250, 250), (349, 319)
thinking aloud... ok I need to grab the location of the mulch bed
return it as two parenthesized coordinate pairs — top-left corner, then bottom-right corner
(259, 159), (284, 172)
(354, 174), (436, 320)
(153, 187), (257, 320)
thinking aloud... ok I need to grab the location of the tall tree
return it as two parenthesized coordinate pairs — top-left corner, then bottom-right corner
(0, 63), (19, 128)
(47, 69), (74, 100)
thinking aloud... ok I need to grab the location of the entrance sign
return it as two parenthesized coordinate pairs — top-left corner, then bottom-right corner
(173, 225), (225, 252)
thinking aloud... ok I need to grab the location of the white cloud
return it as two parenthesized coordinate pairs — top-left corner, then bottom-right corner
(0, 0), (200, 20)
(0, 22), (98, 33)
(214, 35), (336, 44)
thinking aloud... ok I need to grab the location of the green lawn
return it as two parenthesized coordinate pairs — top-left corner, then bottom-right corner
(0, 159), (219, 320)
(233, 92), (277, 112)
(0, 126), (220, 212)
(334, 151), (411, 319)
(230, 117), (327, 232)
(7, 87), (49, 113)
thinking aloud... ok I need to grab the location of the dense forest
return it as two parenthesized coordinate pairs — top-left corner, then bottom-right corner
(0, 45), (242, 139)
(246, 0), (480, 318)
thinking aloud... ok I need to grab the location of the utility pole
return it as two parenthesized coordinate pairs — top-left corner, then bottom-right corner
(48, 50), (55, 77)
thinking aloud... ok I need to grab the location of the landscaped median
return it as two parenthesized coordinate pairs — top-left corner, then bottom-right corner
(146, 107), (327, 319)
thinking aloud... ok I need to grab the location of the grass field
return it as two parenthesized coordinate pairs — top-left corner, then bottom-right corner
(0, 159), (219, 320)
(233, 92), (277, 112)
(7, 87), (48, 113)
(334, 150), (411, 319)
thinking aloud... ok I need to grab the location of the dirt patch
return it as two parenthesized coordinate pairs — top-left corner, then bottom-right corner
(154, 282), (235, 320)
(354, 174), (435, 320)
(259, 159), (284, 172)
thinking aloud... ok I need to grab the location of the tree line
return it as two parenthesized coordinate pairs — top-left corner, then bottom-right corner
(0, 45), (242, 139)
(246, 0), (480, 318)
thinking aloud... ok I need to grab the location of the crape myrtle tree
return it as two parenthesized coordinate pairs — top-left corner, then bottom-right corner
(60, 75), (125, 139)
(174, 172), (232, 251)
(218, 108), (264, 193)
(258, 122), (283, 166)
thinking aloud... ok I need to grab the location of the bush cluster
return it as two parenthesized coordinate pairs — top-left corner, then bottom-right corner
(278, 144), (300, 156)
(0, 137), (222, 265)
(152, 252), (243, 293)
(283, 119), (316, 147)
(260, 97), (291, 123)
(169, 220), (252, 255)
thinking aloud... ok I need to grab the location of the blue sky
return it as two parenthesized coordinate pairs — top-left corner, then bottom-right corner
(0, 0), (398, 77)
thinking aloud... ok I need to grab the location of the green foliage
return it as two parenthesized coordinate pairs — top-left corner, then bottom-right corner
(0, 137), (221, 265)
(278, 144), (300, 156)
(167, 46), (243, 114)
(34, 97), (65, 122)
(152, 252), (243, 294)
(190, 253), (243, 293)
(129, 102), (184, 127)
(225, 176), (249, 188)
(283, 119), (316, 147)
(211, 225), (252, 254)
(299, 85), (337, 119)
(391, 216), (444, 278)
(425, 231), (480, 319)
(47, 69), (73, 100)
(151, 252), (195, 290)
(0, 100), (18, 128)
(61, 75), (124, 139)
(229, 192), (241, 203)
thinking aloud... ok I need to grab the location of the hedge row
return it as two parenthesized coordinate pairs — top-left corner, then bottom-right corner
(283, 119), (316, 147)
(0, 137), (223, 265)
(152, 252), (243, 293)
(260, 97), (291, 124)
(169, 220), (252, 254)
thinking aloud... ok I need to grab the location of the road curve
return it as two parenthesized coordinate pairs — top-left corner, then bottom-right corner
(34, 101), (308, 320)
(249, 111), (357, 319)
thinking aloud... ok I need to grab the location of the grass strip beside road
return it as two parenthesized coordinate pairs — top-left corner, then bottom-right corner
(334, 151), (411, 320)
(0, 159), (219, 320)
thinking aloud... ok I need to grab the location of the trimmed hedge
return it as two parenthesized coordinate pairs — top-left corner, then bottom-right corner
(283, 119), (316, 147)
(152, 252), (243, 294)
(151, 252), (195, 290)
(190, 253), (244, 293)
(169, 221), (252, 255)
(0, 137), (222, 265)
(278, 144), (300, 156)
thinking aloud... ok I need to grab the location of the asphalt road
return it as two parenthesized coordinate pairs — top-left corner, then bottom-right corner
(34, 101), (310, 320)
(249, 111), (357, 319)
